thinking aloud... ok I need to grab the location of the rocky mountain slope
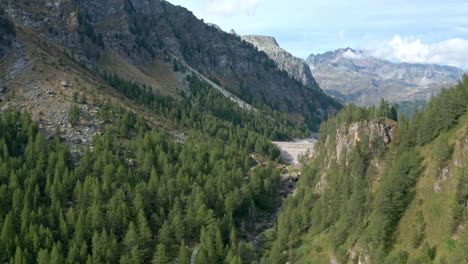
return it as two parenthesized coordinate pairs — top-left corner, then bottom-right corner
(242, 35), (318, 88)
(0, 0), (340, 131)
(0, 2), (326, 263)
(0, 13), (15, 58)
(307, 48), (464, 106)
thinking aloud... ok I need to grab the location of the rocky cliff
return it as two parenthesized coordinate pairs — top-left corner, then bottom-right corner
(0, 0), (340, 130)
(0, 13), (15, 58)
(315, 119), (396, 193)
(308, 48), (464, 106)
(242, 35), (318, 88)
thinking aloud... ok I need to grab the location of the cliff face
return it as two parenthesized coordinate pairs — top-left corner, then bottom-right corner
(242, 35), (318, 88)
(0, 14), (15, 58)
(314, 119), (395, 193)
(307, 48), (464, 106)
(1, 0), (340, 129)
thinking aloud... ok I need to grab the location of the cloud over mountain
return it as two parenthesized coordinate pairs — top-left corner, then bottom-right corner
(372, 35), (468, 68)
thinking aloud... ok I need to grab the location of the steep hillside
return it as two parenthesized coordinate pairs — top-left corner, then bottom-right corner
(242, 35), (318, 88)
(307, 48), (464, 106)
(1, 0), (340, 130)
(0, 2), (331, 263)
(262, 76), (468, 263)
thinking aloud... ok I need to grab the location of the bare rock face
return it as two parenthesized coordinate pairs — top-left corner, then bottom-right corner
(315, 119), (396, 194)
(3, 0), (341, 130)
(0, 14), (15, 58)
(333, 120), (395, 161)
(308, 48), (464, 106)
(242, 35), (318, 88)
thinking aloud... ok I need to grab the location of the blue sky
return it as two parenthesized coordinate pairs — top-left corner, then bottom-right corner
(168, 0), (468, 68)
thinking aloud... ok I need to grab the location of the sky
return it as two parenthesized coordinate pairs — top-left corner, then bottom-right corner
(167, 0), (468, 69)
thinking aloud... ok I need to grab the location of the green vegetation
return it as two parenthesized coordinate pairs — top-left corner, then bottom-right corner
(75, 6), (104, 48)
(262, 76), (468, 264)
(397, 100), (427, 118)
(0, 64), (314, 263)
(69, 104), (80, 126)
(100, 71), (308, 141)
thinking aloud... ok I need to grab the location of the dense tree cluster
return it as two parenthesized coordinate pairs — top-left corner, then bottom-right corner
(0, 105), (281, 263)
(0, 66), (313, 263)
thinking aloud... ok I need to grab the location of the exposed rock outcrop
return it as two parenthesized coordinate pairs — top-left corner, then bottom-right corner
(333, 120), (395, 161)
(242, 35), (318, 88)
(315, 119), (396, 194)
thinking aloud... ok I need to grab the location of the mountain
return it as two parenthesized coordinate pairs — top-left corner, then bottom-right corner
(0, 0), (339, 131)
(307, 48), (464, 106)
(242, 35), (318, 88)
(262, 77), (468, 263)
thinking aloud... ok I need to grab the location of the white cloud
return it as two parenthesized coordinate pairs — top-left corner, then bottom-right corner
(371, 35), (468, 68)
(204, 0), (258, 16)
(342, 50), (363, 59)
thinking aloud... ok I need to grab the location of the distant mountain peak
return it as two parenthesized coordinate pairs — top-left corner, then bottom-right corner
(307, 47), (464, 106)
(243, 35), (279, 49)
(242, 35), (318, 87)
(340, 47), (357, 53)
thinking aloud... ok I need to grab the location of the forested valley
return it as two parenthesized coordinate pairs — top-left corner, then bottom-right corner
(0, 73), (308, 264)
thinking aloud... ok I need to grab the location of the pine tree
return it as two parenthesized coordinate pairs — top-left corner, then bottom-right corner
(69, 104), (81, 126)
(123, 222), (142, 263)
(177, 241), (190, 264)
(229, 256), (242, 264)
(13, 246), (25, 264)
(137, 209), (152, 261)
(37, 248), (50, 264)
(50, 243), (64, 264)
(152, 243), (170, 264)
(0, 213), (15, 260)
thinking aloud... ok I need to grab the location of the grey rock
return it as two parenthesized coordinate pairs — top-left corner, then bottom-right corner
(242, 35), (318, 88)
(5, 0), (341, 131)
(307, 48), (464, 106)
(207, 23), (222, 32)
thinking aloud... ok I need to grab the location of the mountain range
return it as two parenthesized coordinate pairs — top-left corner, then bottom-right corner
(242, 34), (464, 106)
(307, 48), (465, 105)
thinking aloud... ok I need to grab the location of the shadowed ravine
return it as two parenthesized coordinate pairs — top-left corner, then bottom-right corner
(191, 139), (316, 263)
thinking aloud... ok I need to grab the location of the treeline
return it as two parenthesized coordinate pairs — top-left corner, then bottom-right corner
(407, 78), (468, 146)
(101, 71), (308, 142)
(263, 76), (468, 263)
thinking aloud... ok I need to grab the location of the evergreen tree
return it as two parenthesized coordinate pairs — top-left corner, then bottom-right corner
(0, 213), (15, 260)
(69, 104), (81, 126)
(152, 243), (170, 264)
(177, 241), (190, 264)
